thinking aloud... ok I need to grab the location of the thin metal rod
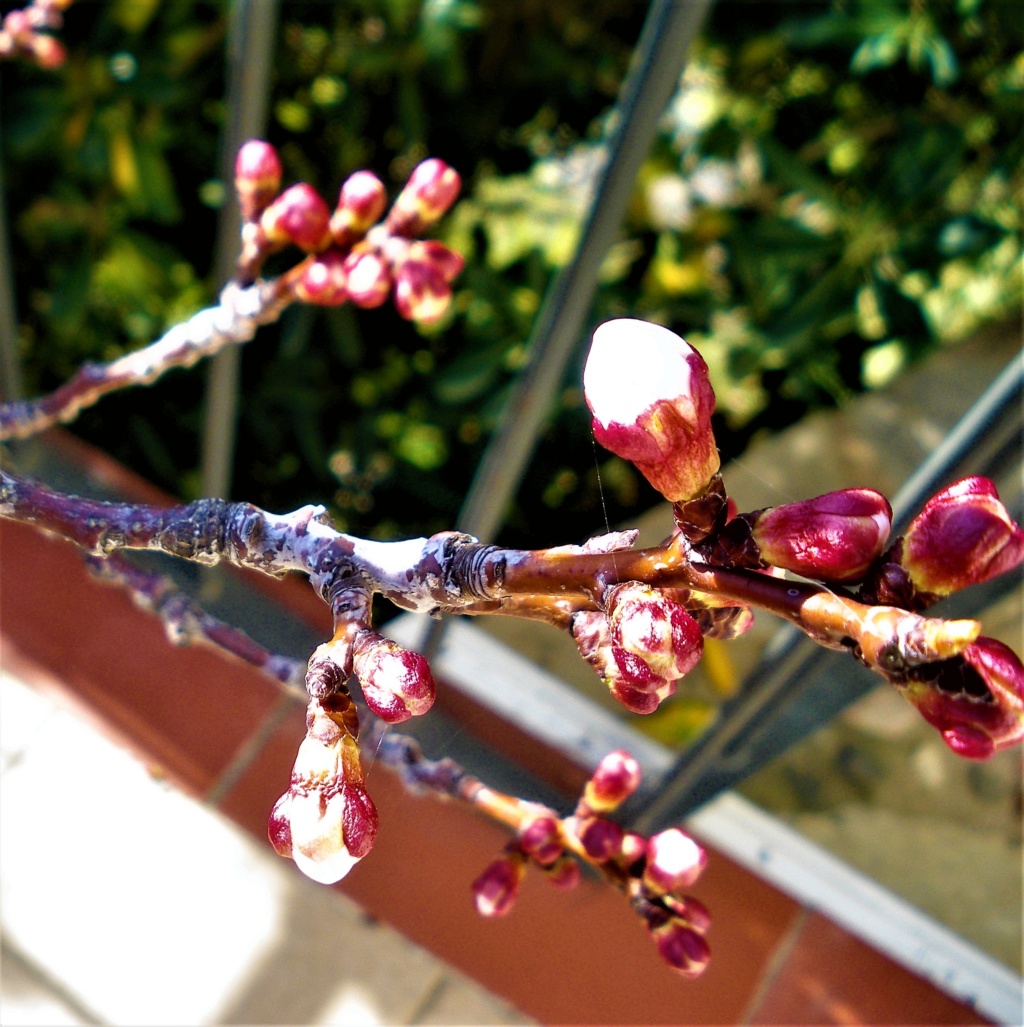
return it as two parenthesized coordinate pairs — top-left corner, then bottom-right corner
(455, 0), (713, 543)
(630, 349), (1024, 832)
(200, 0), (278, 500)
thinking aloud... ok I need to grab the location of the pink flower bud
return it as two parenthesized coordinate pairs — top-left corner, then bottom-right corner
(901, 477), (1024, 596)
(543, 855), (581, 890)
(664, 894), (713, 934)
(649, 918), (711, 977)
(30, 33), (64, 68)
(642, 828), (708, 894)
(900, 637), (1024, 759)
(293, 250), (349, 306)
(330, 170), (388, 246)
(518, 815), (563, 866)
(342, 246), (392, 308)
(352, 631), (436, 724)
(572, 815), (624, 862)
(393, 260), (452, 325)
(387, 158), (462, 236)
(584, 319), (719, 503)
(571, 610), (671, 715)
(259, 183), (331, 252)
(607, 581), (704, 682)
(407, 239), (465, 283)
(472, 852), (525, 917)
(234, 140), (283, 221)
(268, 696), (379, 884)
(750, 488), (892, 583)
(582, 749), (642, 814)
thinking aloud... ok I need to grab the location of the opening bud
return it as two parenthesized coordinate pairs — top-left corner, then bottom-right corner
(268, 695), (379, 884)
(259, 183), (331, 252)
(234, 140), (283, 221)
(750, 488), (892, 583)
(353, 631), (436, 724)
(342, 246), (392, 308)
(393, 260), (452, 325)
(642, 828), (708, 895)
(901, 477), (1024, 596)
(584, 319), (719, 503)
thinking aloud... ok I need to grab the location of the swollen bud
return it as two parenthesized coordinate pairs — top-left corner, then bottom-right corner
(899, 637), (1024, 759)
(393, 259), (452, 325)
(342, 246), (392, 308)
(606, 581), (704, 682)
(352, 631), (436, 724)
(234, 140), (283, 221)
(585, 319), (720, 503)
(582, 749), (642, 814)
(901, 477), (1024, 596)
(472, 851), (526, 917)
(642, 828), (708, 895)
(750, 488), (892, 583)
(387, 158), (462, 236)
(331, 170), (388, 247)
(260, 183), (332, 252)
(649, 918), (711, 978)
(293, 250), (349, 306)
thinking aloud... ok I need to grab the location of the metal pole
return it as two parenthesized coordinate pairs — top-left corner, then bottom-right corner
(199, 0), (278, 500)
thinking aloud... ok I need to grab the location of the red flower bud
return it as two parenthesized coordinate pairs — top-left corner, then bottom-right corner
(259, 183), (331, 252)
(901, 477), (1024, 596)
(293, 250), (349, 306)
(330, 170), (388, 247)
(407, 239), (465, 283)
(649, 918), (711, 978)
(751, 488), (892, 583)
(268, 695), (379, 884)
(472, 852), (525, 917)
(607, 581), (704, 682)
(393, 259), (452, 325)
(585, 319), (720, 503)
(582, 749), (642, 814)
(518, 815), (563, 866)
(352, 631), (436, 724)
(387, 158), (461, 236)
(543, 855), (581, 890)
(234, 140), (283, 221)
(642, 828), (708, 895)
(30, 33), (65, 68)
(571, 815), (625, 863)
(900, 637), (1024, 759)
(342, 246), (392, 308)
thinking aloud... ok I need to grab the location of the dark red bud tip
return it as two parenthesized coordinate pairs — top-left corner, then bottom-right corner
(234, 140), (283, 221)
(651, 919), (712, 977)
(751, 488), (892, 583)
(574, 816), (625, 862)
(293, 251), (349, 307)
(903, 477), (1024, 596)
(260, 183), (332, 252)
(583, 749), (642, 813)
(472, 853), (525, 917)
(518, 816), (563, 866)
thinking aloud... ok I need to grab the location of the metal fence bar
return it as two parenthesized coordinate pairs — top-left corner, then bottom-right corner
(455, 0), (713, 543)
(199, 0), (278, 501)
(630, 348), (1024, 833)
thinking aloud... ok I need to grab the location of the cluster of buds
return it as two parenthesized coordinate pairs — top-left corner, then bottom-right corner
(571, 583), (706, 715)
(0, 0), (70, 68)
(233, 140), (464, 325)
(270, 618), (437, 884)
(582, 319), (1024, 756)
(471, 750), (711, 976)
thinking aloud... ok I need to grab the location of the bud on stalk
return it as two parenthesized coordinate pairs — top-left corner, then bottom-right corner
(750, 488), (892, 583)
(352, 630), (436, 724)
(582, 749), (642, 813)
(387, 158), (462, 236)
(901, 477), (1024, 596)
(234, 140), (283, 221)
(584, 319), (720, 503)
(259, 183), (332, 252)
(293, 250), (349, 306)
(642, 828), (708, 895)
(330, 170), (388, 247)
(471, 851), (526, 917)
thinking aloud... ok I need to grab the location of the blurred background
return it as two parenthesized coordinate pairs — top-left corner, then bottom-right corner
(1, 1), (1021, 1021)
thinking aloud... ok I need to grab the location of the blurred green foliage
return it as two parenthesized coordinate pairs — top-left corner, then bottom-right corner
(3, 0), (1020, 549)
